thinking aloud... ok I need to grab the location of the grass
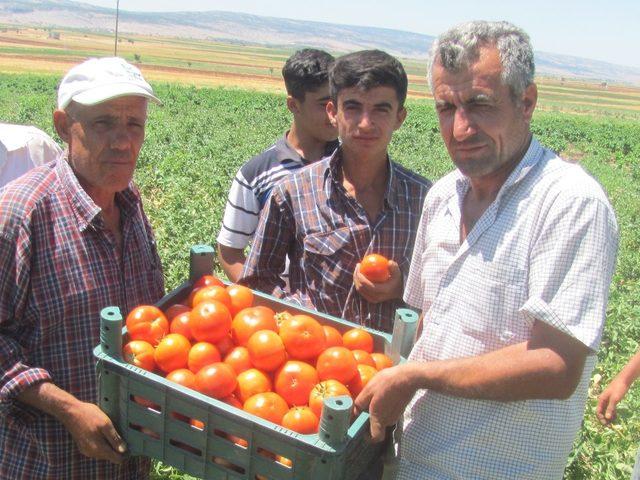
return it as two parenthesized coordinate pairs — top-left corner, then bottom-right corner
(1, 72), (639, 479)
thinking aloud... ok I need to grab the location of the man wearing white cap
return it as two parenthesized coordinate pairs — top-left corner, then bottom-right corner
(0, 57), (164, 479)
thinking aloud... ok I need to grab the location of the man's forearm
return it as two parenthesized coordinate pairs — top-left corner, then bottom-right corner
(613, 350), (640, 388)
(17, 381), (80, 424)
(406, 324), (589, 401)
(217, 244), (246, 283)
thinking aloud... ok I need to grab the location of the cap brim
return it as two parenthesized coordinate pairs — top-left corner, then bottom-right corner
(72, 83), (162, 106)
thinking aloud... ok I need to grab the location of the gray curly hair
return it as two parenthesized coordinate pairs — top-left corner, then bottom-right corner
(427, 21), (535, 98)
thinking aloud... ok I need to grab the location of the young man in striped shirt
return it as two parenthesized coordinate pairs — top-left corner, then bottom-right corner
(217, 49), (339, 281)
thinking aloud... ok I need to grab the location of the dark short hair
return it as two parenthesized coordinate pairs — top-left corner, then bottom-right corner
(282, 49), (335, 100)
(330, 50), (408, 108)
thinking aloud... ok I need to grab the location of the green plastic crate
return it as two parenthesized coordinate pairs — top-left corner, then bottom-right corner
(94, 245), (418, 480)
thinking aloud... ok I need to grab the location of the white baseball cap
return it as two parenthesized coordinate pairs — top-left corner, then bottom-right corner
(57, 57), (161, 109)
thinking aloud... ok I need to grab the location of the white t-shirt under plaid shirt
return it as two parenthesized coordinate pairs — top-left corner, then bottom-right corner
(401, 138), (619, 480)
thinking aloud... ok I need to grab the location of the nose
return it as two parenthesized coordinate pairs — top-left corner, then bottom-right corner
(358, 110), (374, 130)
(110, 124), (134, 150)
(452, 107), (476, 142)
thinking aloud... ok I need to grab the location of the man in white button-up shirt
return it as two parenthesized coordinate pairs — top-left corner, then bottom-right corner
(0, 123), (62, 188)
(356, 21), (619, 479)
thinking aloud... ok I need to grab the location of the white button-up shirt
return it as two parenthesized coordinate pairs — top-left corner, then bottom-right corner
(400, 138), (619, 479)
(0, 124), (62, 188)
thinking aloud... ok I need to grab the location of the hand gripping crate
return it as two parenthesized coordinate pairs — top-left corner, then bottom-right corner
(94, 245), (418, 480)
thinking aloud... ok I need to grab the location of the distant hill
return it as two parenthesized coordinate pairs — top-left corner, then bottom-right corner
(2, 0), (640, 85)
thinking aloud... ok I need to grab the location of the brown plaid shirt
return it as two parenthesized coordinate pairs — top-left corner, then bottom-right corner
(241, 149), (431, 332)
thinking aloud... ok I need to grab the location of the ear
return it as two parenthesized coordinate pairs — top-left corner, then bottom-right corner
(521, 83), (537, 123)
(53, 109), (72, 144)
(394, 106), (407, 131)
(326, 99), (338, 128)
(286, 95), (299, 115)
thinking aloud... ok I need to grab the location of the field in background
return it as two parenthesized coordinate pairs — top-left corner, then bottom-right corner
(1, 26), (639, 118)
(1, 72), (639, 479)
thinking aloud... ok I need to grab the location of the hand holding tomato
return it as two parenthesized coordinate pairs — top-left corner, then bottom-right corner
(353, 258), (403, 304)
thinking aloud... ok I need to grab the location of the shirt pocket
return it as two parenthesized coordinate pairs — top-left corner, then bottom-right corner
(454, 262), (528, 347)
(302, 227), (356, 296)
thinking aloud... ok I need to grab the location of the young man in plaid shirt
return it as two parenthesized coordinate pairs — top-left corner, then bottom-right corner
(0, 58), (164, 479)
(241, 50), (431, 333)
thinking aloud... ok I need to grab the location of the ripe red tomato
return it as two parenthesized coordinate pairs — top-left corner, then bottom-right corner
(164, 303), (190, 320)
(215, 334), (235, 357)
(194, 362), (237, 399)
(316, 347), (358, 384)
(278, 315), (326, 360)
(342, 328), (374, 353)
(243, 392), (289, 426)
(188, 341), (221, 373)
(192, 285), (232, 309)
(224, 346), (253, 375)
(123, 340), (156, 371)
(359, 254), (390, 282)
(169, 311), (193, 340)
(247, 330), (287, 372)
(231, 306), (277, 346)
(282, 406), (319, 434)
(226, 284), (254, 316)
(308, 379), (352, 418)
(126, 305), (169, 346)
(371, 352), (394, 371)
(274, 360), (319, 407)
(347, 364), (378, 397)
(235, 368), (273, 403)
(323, 325), (343, 348)
(352, 349), (376, 367)
(154, 333), (191, 373)
(166, 368), (197, 390)
(189, 300), (232, 344)
(193, 274), (225, 289)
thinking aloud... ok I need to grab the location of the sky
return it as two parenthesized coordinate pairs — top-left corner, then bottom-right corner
(77, 0), (640, 68)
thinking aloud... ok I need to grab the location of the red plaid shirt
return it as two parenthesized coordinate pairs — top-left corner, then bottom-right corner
(241, 149), (431, 332)
(0, 157), (165, 479)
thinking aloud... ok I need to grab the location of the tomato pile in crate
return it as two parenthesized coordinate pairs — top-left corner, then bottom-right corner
(94, 245), (418, 480)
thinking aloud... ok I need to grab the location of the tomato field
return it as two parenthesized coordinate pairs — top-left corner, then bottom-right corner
(1, 72), (639, 479)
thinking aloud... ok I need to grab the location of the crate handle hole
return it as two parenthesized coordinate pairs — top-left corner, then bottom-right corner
(170, 439), (203, 457)
(212, 456), (246, 474)
(336, 399), (343, 405)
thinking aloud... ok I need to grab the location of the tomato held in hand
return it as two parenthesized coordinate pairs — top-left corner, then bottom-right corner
(123, 340), (156, 371)
(278, 315), (326, 360)
(359, 254), (391, 283)
(190, 300), (233, 344)
(126, 305), (169, 346)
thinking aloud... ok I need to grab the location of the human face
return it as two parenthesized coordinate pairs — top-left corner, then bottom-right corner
(289, 83), (337, 143)
(56, 96), (148, 197)
(327, 85), (406, 161)
(432, 45), (537, 179)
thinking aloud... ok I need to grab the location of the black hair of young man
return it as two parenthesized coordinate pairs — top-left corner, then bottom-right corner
(282, 49), (335, 101)
(329, 50), (408, 108)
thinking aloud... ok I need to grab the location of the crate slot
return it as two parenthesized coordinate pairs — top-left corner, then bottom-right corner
(128, 423), (160, 440)
(214, 429), (249, 448)
(212, 456), (246, 474)
(130, 394), (161, 412)
(169, 438), (202, 457)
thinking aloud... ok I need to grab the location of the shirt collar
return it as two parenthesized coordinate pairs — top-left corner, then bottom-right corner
(327, 147), (400, 210)
(56, 152), (141, 232)
(276, 132), (340, 165)
(454, 136), (544, 203)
